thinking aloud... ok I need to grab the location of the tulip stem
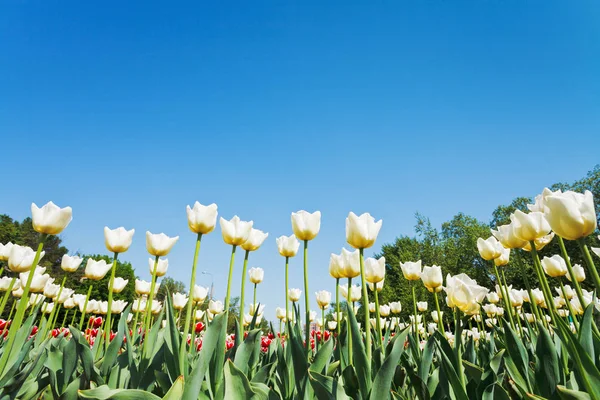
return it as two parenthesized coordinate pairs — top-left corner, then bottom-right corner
(143, 255), (160, 357)
(224, 245), (237, 318)
(433, 291), (445, 333)
(104, 253), (119, 353)
(79, 284), (94, 330)
(373, 285), (382, 347)
(514, 250), (543, 330)
(303, 240), (310, 359)
(61, 308), (69, 328)
(528, 241), (558, 323)
(359, 248), (372, 361)
(49, 276), (67, 330)
(239, 250), (250, 338)
(559, 279), (579, 331)
(180, 232), (202, 373)
(513, 306), (524, 337)
(335, 278), (340, 338)
(347, 277), (353, 367)
(188, 303), (199, 356)
(577, 239), (600, 292)
(321, 307), (325, 346)
(411, 281), (418, 336)
(557, 236), (587, 308)
(253, 283), (257, 320)
(285, 257), (289, 330)
(493, 262), (515, 330)
(0, 235), (47, 376)
(0, 277), (16, 318)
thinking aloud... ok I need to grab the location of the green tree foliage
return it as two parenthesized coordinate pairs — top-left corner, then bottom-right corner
(157, 277), (186, 301)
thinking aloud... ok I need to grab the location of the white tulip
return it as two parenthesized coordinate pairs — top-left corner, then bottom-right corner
(379, 304), (391, 317)
(151, 300), (163, 314)
(509, 289), (523, 307)
(84, 259), (112, 281)
(146, 232), (179, 256)
(522, 232), (555, 252)
(275, 307), (287, 321)
(530, 288), (544, 305)
(444, 273), (489, 314)
(345, 212), (382, 249)
(132, 298), (146, 313)
(112, 300), (127, 314)
(482, 304), (497, 317)
(63, 297), (76, 309)
(422, 265), (443, 292)
(112, 277), (129, 293)
(42, 302), (54, 314)
(104, 226), (135, 253)
(329, 253), (345, 279)
(341, 248), (360, 279)
(56, 288), (74, 304)
(8, 244), (45, 273)
(208, 300), (224, 314)
(31, 201), (72, 235)
(248, 267), (264, 284)
(61, 254), (83, 272)
(249, 303), (265, 316)
(567, 264), (586, 283)
(367, 279), (385, 292)
(193, 285), (209, 302)
(135, 279), (152, 295)
(486, 292), (500, 304)
(149, 257), (169, 277)
(0, 242), (14, 261)
(21, 271), (51, 293)
(276, 234), (300, 257)
(98, 301), (109, 315)
(186, 202), (218, 234)
(43, 282), (60, 298)
(79, 299), (98, 314)
(510, 210), (551, 242)
(327, 321), (337, 331)
(241, 229), (269, 252)
(494, 247), (511, 267)
(417, 301), (428, 312)
(431, 310), (443, 322)
(243, 313), (253, 327)
(339, 284), (362, 302)
(491, 224), (527, 249)
(541, 255), (568, 278)
(364, 256), (385, 284)
(29, 293), (45, 306)
(309, 310), (317, 322)
(400, 260), (422, 281)
(195, 309), (205, 321)
(315, 290), (331, 309)
(389, 301), (402, 314)
(0, 277), (13, 291)
(288, 288), (302, 302)
(291, 210), (321, 241)
(220, 216), (253, 246)
(173, 292), (188, 310)
(72, 294), (87, 306)
(477, 237), (503, 260)
(544, 190), (597, 240)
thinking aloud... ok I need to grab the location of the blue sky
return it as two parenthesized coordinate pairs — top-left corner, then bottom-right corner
(1, 1), (599, 321)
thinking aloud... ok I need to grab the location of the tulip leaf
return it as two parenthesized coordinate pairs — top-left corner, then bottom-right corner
(224, 359), (268, 400)
(502, 322), (532, 392)
(347, 303), (372, 399)
(534, 322), (559, 399)
(78, 385), (162, 399)
(556, 385), (593, 400)
(310, 338), (334, 374)
(370, 327), (409, 400)
(163, 296), (181, 382)
(162, 376), (185, 400)
(233, 328), (262, 376)
(308, 371), (350, 400)
(579, 304), (595, 362)
(102, 306), (130, 378)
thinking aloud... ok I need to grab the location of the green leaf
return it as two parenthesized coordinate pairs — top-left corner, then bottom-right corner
(234, 329), (262, 376)
(435, 337), (469, 400)
(556, 385), (593, 400)
(347, 303), (372, 399)
(481, 383), (510, 400)
(370, 328), (409, 400)
(308, 371), (350, 400)
(310, 339), (334, 374)
(579, 304), (595, 363)
(503, 322), (533, 392)
(224, 360), (268, 400)
(78, 385), (162, 399)
(162, 376), (185, 400)
(163, 295), (181, 382)
(535, 322), (559, 399)
(102, 306), (130, 378)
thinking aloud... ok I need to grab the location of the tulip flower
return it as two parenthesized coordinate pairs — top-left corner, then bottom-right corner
(151, 300), (163, 314)
(43, 282), (60, 299)
(341, 248), (360, 279)
(220, 216), (253, 246)
(276, 235), (300, 257)
(149, 257), (168, 277)
(431, 310), (444, 322)
(417, 301), (428, 312)
(477, 237), (503, 260)
(135, 279), (152, 295)
(530, 288), (544, 305)
(0, 277), (13, 292)
(208, 300), (224, 314)
(195, 310), (205, 321)
(510, 210), (551, 242)
(241, 229), (269, 252)
(186, 202), (218, 234)
(379, 304), (391, 317)
(340, 284), (362, 303)
(63, 297), (76, 309)
(8, 245), (45, 273)
(522, 232), (555, 252)
(491, 224), (527, 249)
(21, 271), (51, 293)
(193, 285), (209, 302)
(486, 292), (500, 304)
(84, 259), (112, 281)
(172, 293), (188, 310)
(494, 247), (510, 267)
(345, 212), (382, 250)
(556, 285), (574, 300)
(41, 302), (54, 314)
(541, 255), (568, 278)
(315, 290), (331, 309)
(291, 210), (321, 241)
(288, 288), (301, 302)
(56, 288), (74, 304)
(422, 265), (443, 292)
(509, 289), (523, 308)
(275, 307), (286, 321)
(444, 273), (489, 314)
(389, 301), (402, 314)
(364, 256), (385, 284)
(249, 303), (265, 316)
(61, 254), (83, 272)
(400, 260), (422, 281)
(112, 300), (127, 314)
(329, 253), (345, 280)
(111, 277), (128, 293)
(104, 226), (135, 254)
(543, 190), (597, 241)
(79, 299), (98, 314)
(309, 310), (317, 322)
(566, 264), (586, 283)
(31, 201), (72, 235)
(0, 242), (14, 261)
(327, 321), (337, 331)
(248, 267), (264, 284)
(146, 232), (179, 257)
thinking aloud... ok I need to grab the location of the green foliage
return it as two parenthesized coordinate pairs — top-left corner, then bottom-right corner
(156, 277), (186, 302)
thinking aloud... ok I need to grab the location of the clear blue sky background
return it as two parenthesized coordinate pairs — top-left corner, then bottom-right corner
(1, 1), (598, 322)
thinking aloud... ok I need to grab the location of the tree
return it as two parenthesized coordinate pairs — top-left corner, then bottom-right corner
(157, 277), (186, 301)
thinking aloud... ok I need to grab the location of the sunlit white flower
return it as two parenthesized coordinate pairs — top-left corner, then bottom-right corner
(146, 232), (179, 256)
(276, 234), (300, 257)
(149, 257), (169, 277)
(288, 288), (302, 302)
(193, 285), (209, 302)
(31, 201), (72, 235)
(364, 256), (385, 284)
(291, 210), (321, 241)
(544, 190), (597, 240)
(510, 210), (551, 242)
(241, 228), (269, 252)
(345, 212), (382, 249)
(389, 301), (402, 314)
(220, 216), (253, 246)
(567, 264), (586, 283)
(8, 244), (45, 273)
(315, 290), (331, 309)
(84, 259), (112, 280)
(541, 255), (568, 278)
(61, 254), (83, 272)
(104, 226), (135, 253)
(477, 236), (503, 260)
(208, 300), (224, 314)
(400, 260), (422, 281)
(248, 267), (264, 284)
(112, 277), (128, 293)
(417, 301), (428, 312)
(422, 265), (443, 292)
(186, 202), (218, 234)
(173, 292), (188, 310)
(0, 242), (14, 261)
(135, 279), (152, 295)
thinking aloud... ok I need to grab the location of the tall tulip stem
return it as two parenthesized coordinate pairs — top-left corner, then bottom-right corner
(359, 248), (371, 361)
(180, 232), (202, 373)
(224, 245), (237, 318)
(559, 279), (579, 331)
(577, 239), (600, 292)
(347, 277), (353, 366)
(335, 278), (340, 337)
(411, 281), (418, 335)
(433, 291), (444, 333)
(143, 255), (160, 356)
(0, 234), (46, 375)
(0, 277), (16, 318)
(253, 283), (257, 318)
(557, 236), (586, 307)
(239, 250), (250, 337)
(104, 253), (119, 353)
(285, 257), (289, 328)
(374, 285), (382, 346)
(529, 241), (558, 322)
(493, 262), (515, 330)
(303, 240), (310, 359)
(79, 284), (93, 330)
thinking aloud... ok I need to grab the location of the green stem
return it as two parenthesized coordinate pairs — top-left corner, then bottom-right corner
(577, 239), (600, 292)
(347, 277), (353, 366)
(514, 306), (524, 337)
(557, 236), (586, 307)
(188, 303), (199, 356)
(455, 309), (465, 389)
(374, 285), (382, 347)
(104, 253), (119, 353)
(253, 283), (257, 317)
(61, 308), (69, 328)
(0, 235), (47, 375)
(433, 291), (444, 333)
(321, 307), (325, 345)
(180, 232), (202, 373)
(559, 279), (579, 331)
(70, 308), (77, 328)
(143, 256), (160, 356)
(493, 262), (515, 330)
(359, 249), (371, 361)
(285, 257), (289, 326)
(529, 241), (558, 323)
(239, 250), (250, 338)
(335, 278), (340, 338)
(411, 281), (418, 335)
(303, 240), (310, 359)
(0, 278), (16, 317)
(224, 245), (237, 316)
(79, 284), (93, 330)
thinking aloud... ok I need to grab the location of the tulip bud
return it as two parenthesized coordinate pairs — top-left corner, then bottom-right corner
(544, 190), (597, 240)
(104, 226), (135, 253)
(149, 258), (169, 277)
(364, 256), (386, 284)
(417, 301), (428, 312)
(422, 265), (443, 292)
(389, 301), (402, 314)
(186, 202), (218, 234)
(248, 267), (264, 284)
(288, 288), (302, 302)
(379, 304), (391, 317)
(341, 248), (360, 279)
(400, 260), (422, 281)
(345, 212), (382, 249)
(172, 293), (188, 310)
(431, 310), (443, 322)
(31, 201), (72, 235)
(84, 259), (112, 281)
(291, 210), (321, 241)
(193, 285), (209, 302)
(276, 234), (300, 257)
(315, 290), (331, 309)
(61, 254), (83, 273)
(541, 255), (568, 278)
(146, 232), (179, 256)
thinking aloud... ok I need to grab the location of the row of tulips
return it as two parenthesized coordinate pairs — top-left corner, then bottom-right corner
(0, 187), (599, 399)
